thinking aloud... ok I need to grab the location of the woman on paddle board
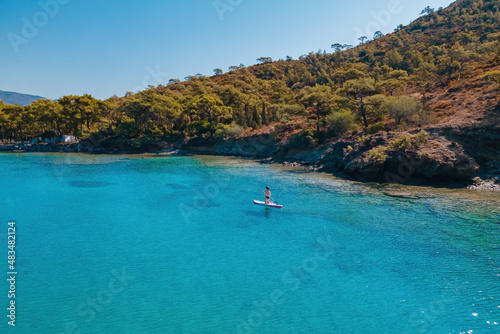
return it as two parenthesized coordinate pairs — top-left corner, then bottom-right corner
(254, 187), (283, 208)
(262, 186), (271, 204)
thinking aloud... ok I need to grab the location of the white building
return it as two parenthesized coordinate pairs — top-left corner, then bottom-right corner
(61, 135), (78, 143)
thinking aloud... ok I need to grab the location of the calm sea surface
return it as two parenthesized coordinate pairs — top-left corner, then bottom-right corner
(0, 153), (499, 334)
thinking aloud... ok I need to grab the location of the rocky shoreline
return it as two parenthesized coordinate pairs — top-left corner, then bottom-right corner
(185, 126), (500, 190)
(2, 124), (499, 190)
(467, 177), (500, 191)
(0, 142), (103, 153)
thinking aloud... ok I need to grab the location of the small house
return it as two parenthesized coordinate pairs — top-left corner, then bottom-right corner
(61, 135), (77, 143)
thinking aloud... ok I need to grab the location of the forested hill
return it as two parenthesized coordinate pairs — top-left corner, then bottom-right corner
(0, 0), (499, 148)
(0, 90), (46, 107)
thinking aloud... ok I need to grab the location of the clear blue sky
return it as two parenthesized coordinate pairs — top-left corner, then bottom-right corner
(0, 0), (455, 100)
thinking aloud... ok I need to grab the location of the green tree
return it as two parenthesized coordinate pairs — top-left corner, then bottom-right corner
(386, 50), (404, 69)
(358, 36), (368, 44)
(187, 95), (231, 138)
(483, 71), (500, 88)
(0, 102), (9, 140)
(343, 77), (377, 127)
(120, 90), (182, 136)
(79, 94), (100, 133)
(378, 70), (409, 95)
(3, 104), (24, 139)
(420, 6), (435, 15)
(31, 99), (63, 134)
(252, 105), (262, 128)
(323, 110), (357, 137)
(256, 57), (273, 64)
(332, 64), (366, 86)
(59, 95), (80, 135)
(448, 44), (470, 80)
(299, 85), (337, 133)
(383, 96), (421, 125)
(261, 102), (269, 125)
(331, 43), (344, 52)
(21, 105), (37, 139)
(58, 94), (99, 136)
(373, 31), (383, 39)
(98, 98), (119, 129)
(115, 115), (139, 138)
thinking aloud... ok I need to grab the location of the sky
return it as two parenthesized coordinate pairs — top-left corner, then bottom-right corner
(0, 0), (456, 100)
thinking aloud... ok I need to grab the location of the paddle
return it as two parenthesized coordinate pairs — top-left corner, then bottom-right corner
(270, 197), (280, 205)
(260, 189), (280, 205)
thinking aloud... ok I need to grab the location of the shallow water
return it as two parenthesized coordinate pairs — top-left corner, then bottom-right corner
(0, 153), (499, 333)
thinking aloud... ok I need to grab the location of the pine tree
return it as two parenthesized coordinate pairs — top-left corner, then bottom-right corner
(261, 102), (269, 125)
(252, 105), (262, 128)
(244, 104), (252, 127)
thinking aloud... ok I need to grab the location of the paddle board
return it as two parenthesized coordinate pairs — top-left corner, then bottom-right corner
(253, 200), (283, 209)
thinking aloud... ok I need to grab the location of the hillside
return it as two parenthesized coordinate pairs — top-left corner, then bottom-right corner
(0, 90), (46, 106)
(0, 0), (499, 187)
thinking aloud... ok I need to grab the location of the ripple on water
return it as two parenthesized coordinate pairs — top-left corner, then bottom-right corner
(1, 154), (499, 334)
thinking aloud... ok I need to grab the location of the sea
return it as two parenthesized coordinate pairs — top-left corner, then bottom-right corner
(0, 153), (499, 333)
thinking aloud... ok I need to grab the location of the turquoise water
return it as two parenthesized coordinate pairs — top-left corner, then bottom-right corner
(0, 153), (499, 334)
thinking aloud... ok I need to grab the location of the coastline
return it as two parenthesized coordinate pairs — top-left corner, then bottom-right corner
(2, 134), (499, 192)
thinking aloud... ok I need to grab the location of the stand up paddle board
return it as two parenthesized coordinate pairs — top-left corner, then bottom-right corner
(253, 200), (283, 209)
